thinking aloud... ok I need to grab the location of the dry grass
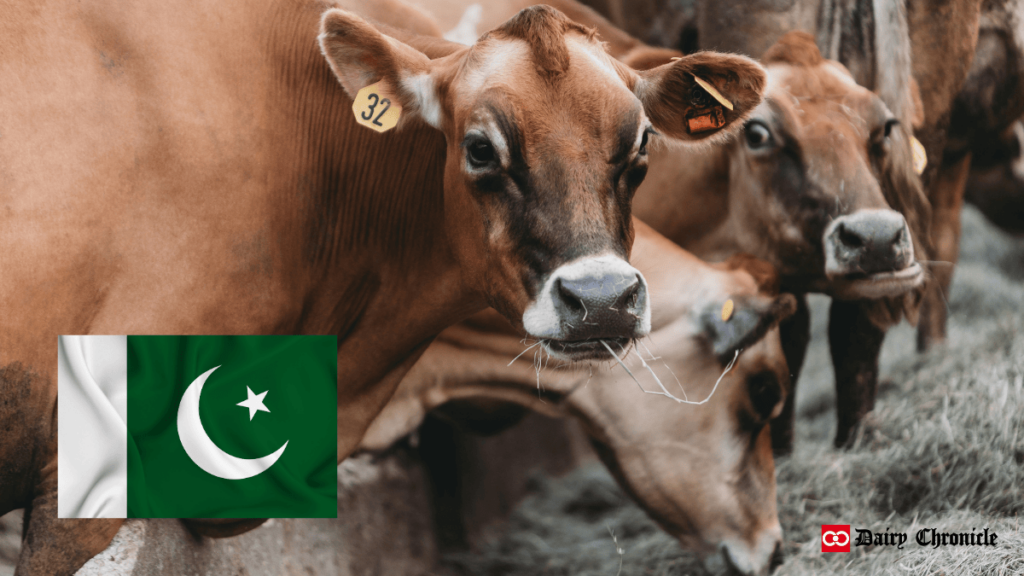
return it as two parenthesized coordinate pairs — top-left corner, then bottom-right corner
(440, 207), (1024, 575)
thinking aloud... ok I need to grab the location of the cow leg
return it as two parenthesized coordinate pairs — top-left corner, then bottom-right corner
(829, 299), (886, 448)
(17, 488), (123, 576)
(772, 293), (809, 456)
(918, 152), (972, 351)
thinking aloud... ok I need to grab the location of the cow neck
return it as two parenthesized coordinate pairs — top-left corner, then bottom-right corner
(270, 6), (488, 458)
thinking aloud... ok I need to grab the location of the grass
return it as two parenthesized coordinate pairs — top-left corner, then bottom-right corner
(439, 206), (1024, 575)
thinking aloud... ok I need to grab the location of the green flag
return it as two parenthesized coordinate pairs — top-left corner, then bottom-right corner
(122, 336), (337, 518)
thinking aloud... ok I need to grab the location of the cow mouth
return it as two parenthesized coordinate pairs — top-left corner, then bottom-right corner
(828, 261), (925, 299)
(542, 336), (631, 361)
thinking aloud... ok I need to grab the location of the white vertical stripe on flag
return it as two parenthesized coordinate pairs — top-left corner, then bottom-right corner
(57, 335), (128, 518)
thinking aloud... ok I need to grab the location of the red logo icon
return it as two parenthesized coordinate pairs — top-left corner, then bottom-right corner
(822, 525), (851, 552)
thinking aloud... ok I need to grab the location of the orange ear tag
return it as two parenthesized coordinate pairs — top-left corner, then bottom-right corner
(721, 299), (735, 322)
(910, 135), (927, 175)
(687, 107), (726, 134)
(352, 81), (402, 133)
(693, 75), (734, 111)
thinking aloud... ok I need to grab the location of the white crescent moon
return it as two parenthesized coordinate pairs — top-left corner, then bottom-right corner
(176, 365), (288, 480)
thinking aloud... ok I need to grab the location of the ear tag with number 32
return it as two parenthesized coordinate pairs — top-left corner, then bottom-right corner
(353, 81), (402, 133)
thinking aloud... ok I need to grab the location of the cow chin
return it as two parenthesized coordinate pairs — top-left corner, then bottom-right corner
(520, 254), (652, 361)
(826, 261), (925, 300)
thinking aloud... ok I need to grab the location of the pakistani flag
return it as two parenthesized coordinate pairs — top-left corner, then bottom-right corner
(58, 335), (337, 519)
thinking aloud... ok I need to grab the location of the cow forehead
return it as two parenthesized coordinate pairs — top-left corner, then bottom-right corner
(452, 35), (640, 126)
(765, 64), (889, 136)
(766, 63), (872, 99)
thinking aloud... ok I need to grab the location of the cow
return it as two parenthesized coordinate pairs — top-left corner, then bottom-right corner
(361, 220), (797, 576)
(418, 0), (933, 452)
(920, 0), (1024, 340)
(0, 1), (773, 573)
(964, 119), (1024, 234)
(631, 32), (932, 451)
(565, 0), (995, 421)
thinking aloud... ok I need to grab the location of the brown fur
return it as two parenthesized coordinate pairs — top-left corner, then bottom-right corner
(720, 253), (782, 295)
(633, 51), (767, 142)
(486, 5), (594, 78)
(761, 31), (825, 67)
(918, 0), (1024, 346)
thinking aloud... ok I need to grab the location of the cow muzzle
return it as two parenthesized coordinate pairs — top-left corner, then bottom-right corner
(521, 255), (651, 360)
(823, 209), (924, 299)
(703, 527), (783, 576)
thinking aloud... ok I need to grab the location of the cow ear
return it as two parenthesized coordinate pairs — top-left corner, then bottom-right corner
(319, 9), (444, 129)
(634, 52), (766, 142)
(701, 293), (797, 365)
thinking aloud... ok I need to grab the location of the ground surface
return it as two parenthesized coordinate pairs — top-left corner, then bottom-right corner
(438, 206), (1024, 576)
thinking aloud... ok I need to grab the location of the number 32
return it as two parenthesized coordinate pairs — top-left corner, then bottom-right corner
(361, 93), (391, 127)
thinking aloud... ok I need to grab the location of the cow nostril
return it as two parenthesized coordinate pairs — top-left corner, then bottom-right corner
(837, 223), (864, 248)
(620, 277), (641, 309)
(556, 279), (585, 313)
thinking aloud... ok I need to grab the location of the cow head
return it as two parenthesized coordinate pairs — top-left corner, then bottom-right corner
(318, 6), (767, 360)
(577, 253), (795, 576)
(359, 245), (796, 576)
(722, 32), (929, 304)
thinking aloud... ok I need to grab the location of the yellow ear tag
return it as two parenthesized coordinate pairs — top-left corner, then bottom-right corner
(352, 81), (402, 133)
(910, 135), (927, 175)
(721, 299), (734, 322)
(693, 75), (734, 111)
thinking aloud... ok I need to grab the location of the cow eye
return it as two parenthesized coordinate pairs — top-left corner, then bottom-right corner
(883, 119), (899, 139)
(744, 121), (773, 150)
(465, 137), (497, 168)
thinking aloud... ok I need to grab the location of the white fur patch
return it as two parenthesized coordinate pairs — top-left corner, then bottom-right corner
(709, 524), (783, 576)
(459, 41), (530, 97)
(402, 73), (443, 129)
(568, 38), (624, 85)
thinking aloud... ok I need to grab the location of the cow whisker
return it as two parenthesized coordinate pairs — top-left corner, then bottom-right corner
(638, 339), (687, 401)
(603, 340), (740, 406)
(508, 340), (544, 367)
(687, 349), (740, 406)
(534, 345), (544, 397)
(601, 340), (647, 394)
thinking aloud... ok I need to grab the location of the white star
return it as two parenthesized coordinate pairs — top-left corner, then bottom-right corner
(237, 386), (270, 421)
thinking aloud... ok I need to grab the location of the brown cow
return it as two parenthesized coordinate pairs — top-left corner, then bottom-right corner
(964, 119), (1024, 234)
(630, 32), (932, 451)
(572, 0), (991, 348)
(919, 0), (1024, 343)
(0, 1), (771, 572)
(363, 221), (796, 576)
